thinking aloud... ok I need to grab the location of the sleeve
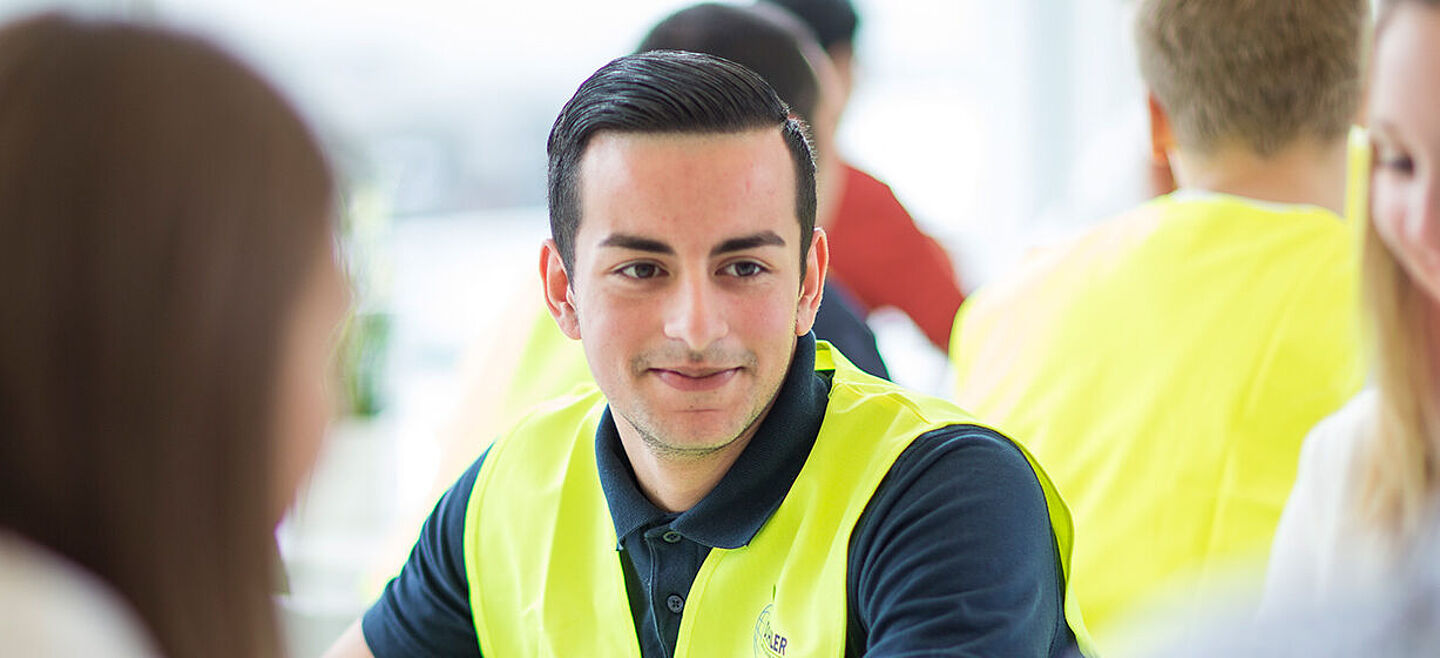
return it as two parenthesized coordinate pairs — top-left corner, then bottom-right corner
(361, 450), (489, 657)
(847, 426), (1073, 657)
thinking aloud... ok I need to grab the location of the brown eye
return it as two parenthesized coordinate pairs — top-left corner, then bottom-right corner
(722, 261), (766, 277)
(618, 262), (662, 279)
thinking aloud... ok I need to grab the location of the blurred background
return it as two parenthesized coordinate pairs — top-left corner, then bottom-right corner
(0, 0), (1149, 654)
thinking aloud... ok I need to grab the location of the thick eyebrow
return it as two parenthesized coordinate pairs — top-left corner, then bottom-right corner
(599, 233), (674, 254)
(597, 231), (787, 257)
(710, 231), (786, 257)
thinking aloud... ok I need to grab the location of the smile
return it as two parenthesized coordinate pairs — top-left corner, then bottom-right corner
(651, 367), (741, 392)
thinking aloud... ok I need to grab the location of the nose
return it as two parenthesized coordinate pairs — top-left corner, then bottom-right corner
(663, 271), (729, 352)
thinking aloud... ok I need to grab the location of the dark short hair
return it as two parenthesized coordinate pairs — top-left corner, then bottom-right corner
(765, 0), (859, 51)
(547, 50), (816, 276)
(638, 3), (821, 121)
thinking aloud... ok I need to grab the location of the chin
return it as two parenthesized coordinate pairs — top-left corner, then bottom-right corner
(642, 416), (753, 454)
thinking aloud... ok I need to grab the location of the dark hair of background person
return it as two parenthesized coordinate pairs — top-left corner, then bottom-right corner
(765, 0), (858, 51)
(546, 50), (816, 276)
(638, 2), (821, 121)
(0, 13), (335, 658)
(1134, 0), (1367, 158)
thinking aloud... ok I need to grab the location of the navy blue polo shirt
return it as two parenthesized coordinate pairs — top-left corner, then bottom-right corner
(363, 335), (1076, 656)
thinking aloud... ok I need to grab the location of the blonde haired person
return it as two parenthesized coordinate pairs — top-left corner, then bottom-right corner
(1266, 0), (1440, 605)
(0, 13), (347, 657)
(949, 0), (1368, 648)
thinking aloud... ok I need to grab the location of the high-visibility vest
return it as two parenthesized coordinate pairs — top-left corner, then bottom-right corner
(465, 341), (1094, 656)
(951, 191), (1362, 647)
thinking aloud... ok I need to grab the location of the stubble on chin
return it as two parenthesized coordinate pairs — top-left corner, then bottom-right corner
(618, 402), (765, 462)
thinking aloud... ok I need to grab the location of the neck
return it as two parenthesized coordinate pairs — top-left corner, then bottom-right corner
(615, 422), (760, 514)
(1170, 137), (1349, 215)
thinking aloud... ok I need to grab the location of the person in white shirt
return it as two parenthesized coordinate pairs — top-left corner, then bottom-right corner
(1267, 0), (1440, 607)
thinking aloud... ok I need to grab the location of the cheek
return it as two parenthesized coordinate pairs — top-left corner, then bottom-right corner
(574, 292), (650, 374)
(1374, 176), (1440, 297)
(273, 332), (337, 508)
(1372, 178), (1410, 253)
(735, 288), (801, 336)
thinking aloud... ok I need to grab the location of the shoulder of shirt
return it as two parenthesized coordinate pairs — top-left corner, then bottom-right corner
(963, 193), (1344, 314)
(1298, 389), (1377, 485)
(0, 533), (160, 658)
(883, 423), (1033, 485)
(841, 162), (891, 193)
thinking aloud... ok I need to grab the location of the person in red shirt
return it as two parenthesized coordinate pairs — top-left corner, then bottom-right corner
(768, 0), (965, 350)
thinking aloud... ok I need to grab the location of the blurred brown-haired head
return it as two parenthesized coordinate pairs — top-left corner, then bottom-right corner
(0, 13), (336, 657)
(1135, 0), (1367, 158)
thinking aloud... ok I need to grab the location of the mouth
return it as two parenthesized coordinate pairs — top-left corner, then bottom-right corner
(650, 367), (741, 392)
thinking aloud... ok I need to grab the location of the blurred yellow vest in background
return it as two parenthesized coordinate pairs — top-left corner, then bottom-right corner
(951, 191), (1362, 650)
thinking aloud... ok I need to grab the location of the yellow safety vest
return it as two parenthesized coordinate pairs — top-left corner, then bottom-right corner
(951, 192), (1362, 647)
(465, 341), (1094, 656)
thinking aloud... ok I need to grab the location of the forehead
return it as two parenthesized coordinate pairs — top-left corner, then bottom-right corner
(1372, 6), (1440, 126)
(575, 129), (799, 246)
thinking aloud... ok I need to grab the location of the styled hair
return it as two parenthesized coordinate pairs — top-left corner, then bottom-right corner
(1355, 0), (1440, 551)
(546, 50), (816, 275)
(1134, 0), (1367, 157)
(764, 0), (859, 51)
(639, 2), (822, 121)
(0, 14), (335, 658)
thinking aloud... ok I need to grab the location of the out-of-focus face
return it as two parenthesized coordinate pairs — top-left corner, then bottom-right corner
(543, 129), (825, 460)
(272, 240), (349, 520)
(1370, 3), (1440, 303)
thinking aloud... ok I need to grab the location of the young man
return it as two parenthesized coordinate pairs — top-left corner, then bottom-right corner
(950, 0), (1368, 647)
(327, 52), (1088, 657)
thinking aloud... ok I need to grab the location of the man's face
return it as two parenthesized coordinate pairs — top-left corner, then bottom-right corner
(543, 129), (825, 458)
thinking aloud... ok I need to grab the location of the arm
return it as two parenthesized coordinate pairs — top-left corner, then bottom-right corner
(323, 451), (489, 658)
(321, 621), (373, 658)
(848, 426), (1071, 657)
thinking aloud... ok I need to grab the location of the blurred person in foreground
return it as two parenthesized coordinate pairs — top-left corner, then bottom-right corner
(949, 0), (1367, 649)
(0, 13), (348, 658)
(765, 0), (965, 352)
(327, 50), (1091, 657)
(1265, 0), (1440, 608)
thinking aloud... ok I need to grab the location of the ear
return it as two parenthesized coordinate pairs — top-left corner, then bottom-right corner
(795, 228), (829, 336)
(540, 239), (582, 340)
(1146, 93), (1179, 197)
(1147, 92), (1176, 165)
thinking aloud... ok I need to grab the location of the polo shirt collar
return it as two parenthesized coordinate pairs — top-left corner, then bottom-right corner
(594, 333), (829, 550)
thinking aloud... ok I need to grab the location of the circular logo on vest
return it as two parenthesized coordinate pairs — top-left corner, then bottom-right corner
(753, 604), (789, 657)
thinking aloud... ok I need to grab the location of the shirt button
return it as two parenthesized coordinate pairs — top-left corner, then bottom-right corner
(662, 530), (682, 544)
(665, 593), (685, 614)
